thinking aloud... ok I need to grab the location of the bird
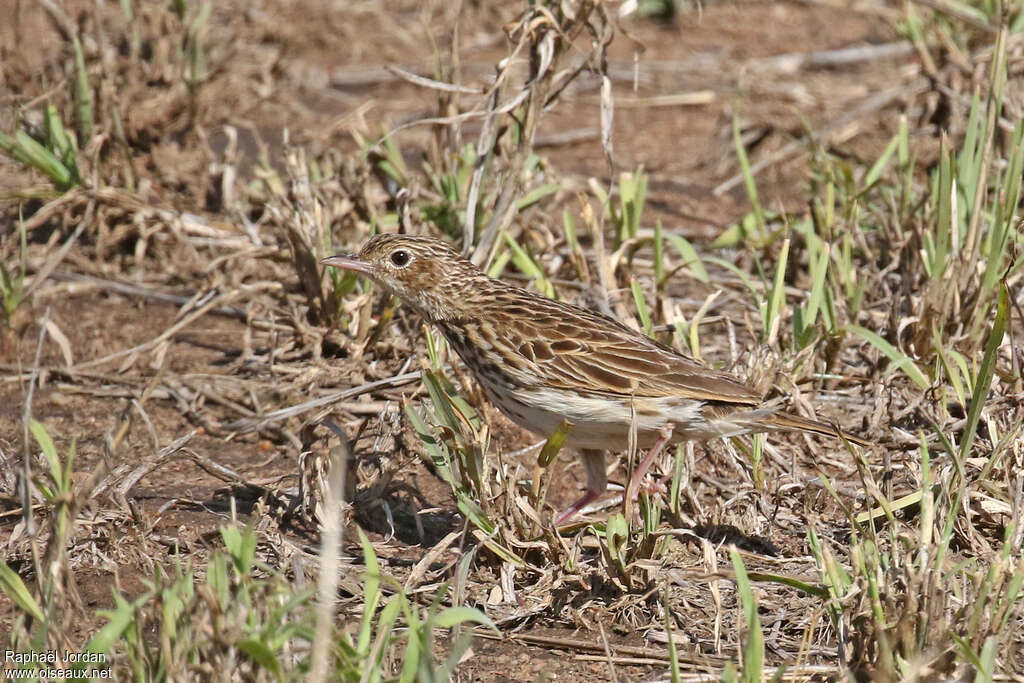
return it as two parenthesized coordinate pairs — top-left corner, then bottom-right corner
(322, 234), (868, 526)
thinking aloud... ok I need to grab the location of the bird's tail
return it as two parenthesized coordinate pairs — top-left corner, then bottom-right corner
(762, 412), (871, 447)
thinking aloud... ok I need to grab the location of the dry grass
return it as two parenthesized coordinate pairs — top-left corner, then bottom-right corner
(1, 0), (1022, 680)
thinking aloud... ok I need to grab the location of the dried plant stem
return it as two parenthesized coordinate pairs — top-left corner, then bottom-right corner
(309, 425), (350, 683)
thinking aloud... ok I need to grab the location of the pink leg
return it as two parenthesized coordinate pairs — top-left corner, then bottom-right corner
(624, 425), (675, 515)
(553, 450), (606, 527)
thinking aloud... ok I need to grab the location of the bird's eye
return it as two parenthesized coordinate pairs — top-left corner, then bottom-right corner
(390, 249), (411, 268)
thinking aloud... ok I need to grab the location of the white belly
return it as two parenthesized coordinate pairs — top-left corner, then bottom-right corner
(482, 383), (712, 451)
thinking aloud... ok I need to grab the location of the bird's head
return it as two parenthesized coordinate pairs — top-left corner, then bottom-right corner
(322, 234), (483, 321)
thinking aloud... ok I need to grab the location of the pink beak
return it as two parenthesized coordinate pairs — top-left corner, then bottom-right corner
(321, 254), (372, 275)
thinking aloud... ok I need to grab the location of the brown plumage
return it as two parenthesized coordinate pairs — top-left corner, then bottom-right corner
(323, 234), (868, 525)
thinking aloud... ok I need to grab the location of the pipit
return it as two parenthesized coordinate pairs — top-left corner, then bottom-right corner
(323, 234), (868, 525)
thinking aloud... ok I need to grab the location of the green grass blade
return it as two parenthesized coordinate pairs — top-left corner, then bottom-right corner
(702, 256), (758, 295)
(537, 419), (571, 468)
(732, 115), (765, 237)
(404, 400), (455, 485)
(516, 182), (559, 211)
(88, 590), (153, 655)
(960, 282), (1009, 459)
(803, 242), (830, 332)
(0, 561), (45, 622)
(220, 525), (256, 575)
(863, 133), (900, 188)
(29, 420), (61, 485)
(427, 606), (497, 630)
(846, 324), (930, 390)
(502, 232), (554, 298)
(12, 131), (72, 189)
(664, 234), (709, 283)
(761, 238), (789, 343)
(619, 169), (647, 242)
(730, 547), (764, 682)
(486, 248), (511, 279)
(72, 36), (93, 143)
(357, 528), (384, 657)
(45, 104), (75, 172)
(746, 572), (827, 599)
(630, 276), (653, 335)
(421, 370), (463, 435)
(236, 639), (282, 678)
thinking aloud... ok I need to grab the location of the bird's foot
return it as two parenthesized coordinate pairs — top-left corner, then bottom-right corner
(640, 475), (669, 497)
(629, 475), (673, 526)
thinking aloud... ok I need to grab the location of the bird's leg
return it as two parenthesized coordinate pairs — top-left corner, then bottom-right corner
(553, 450), (607, 527)
(624, 425), (675, 517)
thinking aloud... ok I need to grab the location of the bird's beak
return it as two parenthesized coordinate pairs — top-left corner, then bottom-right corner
(321, 253), (372, 275)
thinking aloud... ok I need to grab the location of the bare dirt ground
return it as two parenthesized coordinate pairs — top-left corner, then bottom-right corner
(1, 0), (1020, 680)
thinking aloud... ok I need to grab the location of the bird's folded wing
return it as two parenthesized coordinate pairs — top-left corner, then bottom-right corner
(484, 290), (761, 405)
(516, 319), (761, 404)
